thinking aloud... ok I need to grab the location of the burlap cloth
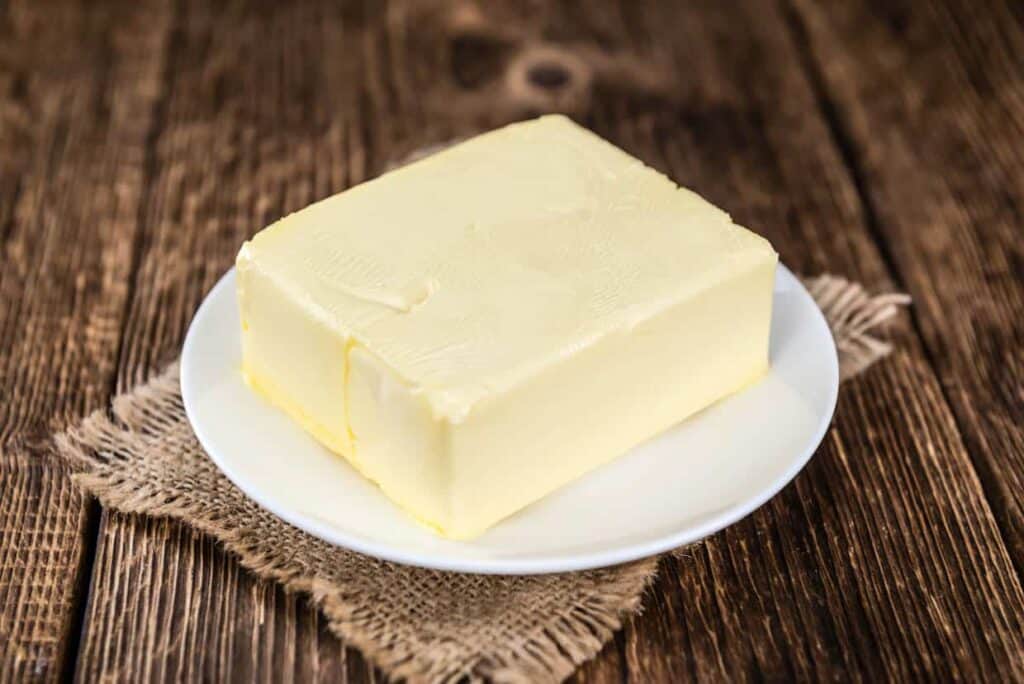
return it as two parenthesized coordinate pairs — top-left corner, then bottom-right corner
(53, 276), (907, 682)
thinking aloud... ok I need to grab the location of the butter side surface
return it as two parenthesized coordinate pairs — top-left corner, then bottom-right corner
(237, 114), (777, 538)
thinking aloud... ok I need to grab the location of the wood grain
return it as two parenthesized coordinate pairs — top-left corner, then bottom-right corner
(789, 0), (1024, 575)
(0, 0), (1019, 681)
(565, 1), (1024, 680)
(77, 512), (356, 683)
(0, 0), (171, 679)
(0, 460), (90, 682)
(76, 0), (391, 679)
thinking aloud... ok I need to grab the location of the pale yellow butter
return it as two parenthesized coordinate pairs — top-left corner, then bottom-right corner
(237, 115), (777, 539)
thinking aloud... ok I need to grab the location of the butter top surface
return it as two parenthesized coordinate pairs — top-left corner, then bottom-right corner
(238, 115), (776, 420)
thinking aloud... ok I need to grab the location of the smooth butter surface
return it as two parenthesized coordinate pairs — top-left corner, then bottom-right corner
(237, 114), (777, 539)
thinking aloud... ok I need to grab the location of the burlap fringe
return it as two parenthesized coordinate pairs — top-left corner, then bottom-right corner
(51, 275), (906, 683)
(804, 275), (911, 381)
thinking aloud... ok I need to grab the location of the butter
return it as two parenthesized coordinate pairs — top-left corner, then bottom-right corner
(237, 115), (777, 539)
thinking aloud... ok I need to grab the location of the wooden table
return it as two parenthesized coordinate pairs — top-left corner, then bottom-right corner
(2, 0), (1023, 680)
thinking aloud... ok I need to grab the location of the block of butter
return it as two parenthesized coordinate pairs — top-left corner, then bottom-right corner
(237, 115), (777, 539)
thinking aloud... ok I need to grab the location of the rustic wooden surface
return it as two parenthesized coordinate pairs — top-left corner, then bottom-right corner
(1, 0), (1023, 681)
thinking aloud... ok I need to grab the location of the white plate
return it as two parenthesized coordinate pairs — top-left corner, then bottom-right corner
(182, 264), (838, 574)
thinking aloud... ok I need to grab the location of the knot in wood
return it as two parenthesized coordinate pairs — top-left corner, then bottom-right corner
(503, 44), (593, 113)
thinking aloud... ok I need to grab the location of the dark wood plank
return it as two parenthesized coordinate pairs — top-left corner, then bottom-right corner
(73, 0), (1024, 681)
(571, 0), (1024, 680)
(0, 459), (91, 682)
(77, 513), (350, 683)
(0, 0), (172, 679)
(76, 0), (389, 680)
(789, 0), (1024, 575)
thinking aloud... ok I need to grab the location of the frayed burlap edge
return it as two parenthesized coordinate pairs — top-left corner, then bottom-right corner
(51, 275), (905, 683)
(804, 275), (911, 381)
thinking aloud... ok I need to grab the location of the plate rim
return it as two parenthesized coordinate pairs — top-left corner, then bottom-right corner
(181, 263), (839, 575)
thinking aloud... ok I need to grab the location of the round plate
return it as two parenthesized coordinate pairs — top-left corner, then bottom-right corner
(181, 264), (838, 574)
